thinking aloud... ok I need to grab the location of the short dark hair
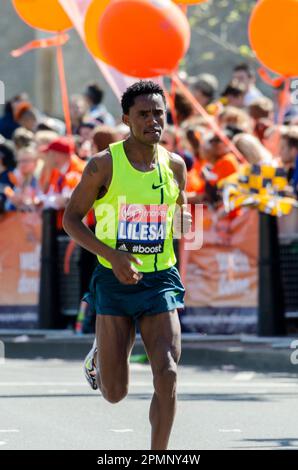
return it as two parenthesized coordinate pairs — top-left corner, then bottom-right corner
(85, 84), (104, 105)
(193, 80), (215, 100)
(221, 79), (246, 98)
(233, 62), (255, 78)
(121, 80), (166, 114)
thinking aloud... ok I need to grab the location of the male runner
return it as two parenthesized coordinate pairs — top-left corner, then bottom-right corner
(63, 81), (191, 450)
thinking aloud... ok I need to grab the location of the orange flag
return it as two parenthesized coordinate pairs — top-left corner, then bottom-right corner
(11, 34), (69, 58)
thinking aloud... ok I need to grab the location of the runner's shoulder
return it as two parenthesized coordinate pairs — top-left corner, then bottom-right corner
(84, 148), (112, 179)
(168, 151), (185, 166)
(167, 151), (186, 184)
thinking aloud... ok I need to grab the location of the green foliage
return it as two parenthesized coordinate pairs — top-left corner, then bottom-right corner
(186, 0), (256, 67)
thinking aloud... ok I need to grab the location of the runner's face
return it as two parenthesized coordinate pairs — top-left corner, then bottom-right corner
(123, 94), (166, 145)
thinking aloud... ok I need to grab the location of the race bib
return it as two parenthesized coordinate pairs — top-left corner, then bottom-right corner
(116, 204), (168, 255)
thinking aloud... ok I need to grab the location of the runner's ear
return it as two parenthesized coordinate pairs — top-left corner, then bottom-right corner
(122, 114), (130, 127)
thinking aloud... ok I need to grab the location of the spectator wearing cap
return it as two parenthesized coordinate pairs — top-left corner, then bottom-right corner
(84, 83), (115, 127)
(0, 143), (17, 213)
(233, 63), (263, 106)
(40, 137), (86, 228)
(41, 137), (85, 199)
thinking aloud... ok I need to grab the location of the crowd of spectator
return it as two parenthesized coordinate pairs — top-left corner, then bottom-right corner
(0, 83), (126, 217)
(2, 63), (298, 221)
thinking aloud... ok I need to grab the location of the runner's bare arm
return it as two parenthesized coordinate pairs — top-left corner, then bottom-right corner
(170, 153), (192, 235)
(63, 151), (115, 261)
(169, 152), (187, 206)
(63, 151), (143, 284)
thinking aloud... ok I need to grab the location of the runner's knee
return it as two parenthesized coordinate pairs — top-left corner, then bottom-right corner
(102, 384), (128, 404)
(153, 361), (178, 397)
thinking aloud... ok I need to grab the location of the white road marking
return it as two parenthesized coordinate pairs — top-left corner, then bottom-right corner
(110, 429), (134, 433)
(219, 429), (242, 433)
(129, 364), (150, 371)
(0, 430), (20, 433)
(233, 372), (255, 381)
(0, 381), (296, 388)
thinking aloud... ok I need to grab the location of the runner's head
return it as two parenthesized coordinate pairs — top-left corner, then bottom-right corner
(121, 81), (166, 145)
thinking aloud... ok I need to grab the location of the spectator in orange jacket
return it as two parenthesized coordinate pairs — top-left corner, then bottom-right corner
(202, 128), (239, 205)
(40, 137), (86, 229)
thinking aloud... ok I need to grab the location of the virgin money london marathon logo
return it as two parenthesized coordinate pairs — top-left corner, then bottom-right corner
(116, 204), (168, 254)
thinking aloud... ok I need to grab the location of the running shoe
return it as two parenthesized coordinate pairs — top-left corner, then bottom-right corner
(83, 338), (98, 390)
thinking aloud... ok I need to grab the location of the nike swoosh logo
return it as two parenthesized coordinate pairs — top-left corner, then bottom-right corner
(152, 182), (167, 190)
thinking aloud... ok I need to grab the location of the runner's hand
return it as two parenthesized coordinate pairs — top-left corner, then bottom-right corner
(109, 251), (143, 285)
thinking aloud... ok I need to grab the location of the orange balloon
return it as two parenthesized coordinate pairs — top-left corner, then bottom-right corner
(84, 0), (110, 62)
(98, 0), (190, 78)
(249, 0), (298, 77)
(12, 0), (72, 32)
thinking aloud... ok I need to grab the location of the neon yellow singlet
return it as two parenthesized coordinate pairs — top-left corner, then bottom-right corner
(93, 141), (180, 272)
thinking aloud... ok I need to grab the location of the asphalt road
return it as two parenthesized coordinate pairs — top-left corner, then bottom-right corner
(0, 359), (297, 450)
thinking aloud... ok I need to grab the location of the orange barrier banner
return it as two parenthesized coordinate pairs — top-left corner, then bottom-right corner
(183, 208), (258, 334)
(0, 212), (41, 328)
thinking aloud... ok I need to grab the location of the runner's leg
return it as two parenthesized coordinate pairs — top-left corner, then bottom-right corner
(95, 315), (136, 403)
(138, 310), (181, 450)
